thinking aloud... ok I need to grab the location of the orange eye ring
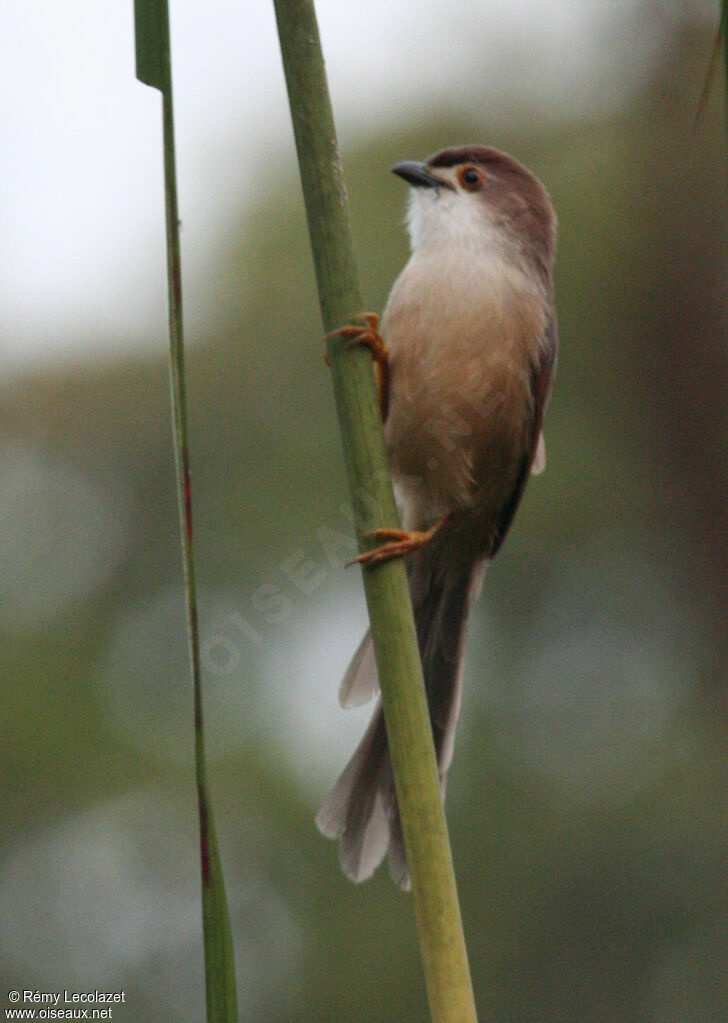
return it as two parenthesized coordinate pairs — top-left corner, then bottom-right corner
(457, 165), (485, 190)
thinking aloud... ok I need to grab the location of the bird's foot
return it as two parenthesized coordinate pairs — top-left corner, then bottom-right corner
(323, 313), (389, 419)
(349, 522), (443, 567)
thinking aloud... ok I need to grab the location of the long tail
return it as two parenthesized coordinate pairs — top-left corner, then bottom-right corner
(316, 538), (481, 888)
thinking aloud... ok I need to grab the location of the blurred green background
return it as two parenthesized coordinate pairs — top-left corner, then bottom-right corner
(2, 7), (728, 1022)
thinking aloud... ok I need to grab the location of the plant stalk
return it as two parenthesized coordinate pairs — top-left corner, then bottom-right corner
(272, 1), (478, 1019)
(134, 2), (238, 1018)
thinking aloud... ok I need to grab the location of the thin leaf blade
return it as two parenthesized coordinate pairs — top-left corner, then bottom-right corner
(134, 3), (239, 1019)
(134, 0), (169, 91)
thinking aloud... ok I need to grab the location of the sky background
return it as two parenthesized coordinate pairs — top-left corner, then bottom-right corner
(2, 0), (709, 372)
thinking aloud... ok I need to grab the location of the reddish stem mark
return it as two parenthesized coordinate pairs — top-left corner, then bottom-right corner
(198, 795), (211, 883)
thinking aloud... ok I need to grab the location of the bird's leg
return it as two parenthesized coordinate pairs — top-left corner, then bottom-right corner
(349, 518), (446, 567)
(323, 313), (389, 420)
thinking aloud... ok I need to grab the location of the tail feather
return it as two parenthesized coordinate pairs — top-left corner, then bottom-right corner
(338, 630), (378, 708)
(409, 545), (474, 777)
(317, 537), (481, 887)
(315, 702), (391, 882)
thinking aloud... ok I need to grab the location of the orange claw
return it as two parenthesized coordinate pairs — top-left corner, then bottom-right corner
(324, 313), (389, 420)
(348, 522), (442, 567)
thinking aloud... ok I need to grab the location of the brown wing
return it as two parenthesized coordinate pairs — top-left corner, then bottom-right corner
(489, 314), (558, 557)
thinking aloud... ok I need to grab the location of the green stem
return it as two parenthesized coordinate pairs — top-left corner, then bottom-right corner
(272, 2), (477, 1020)
(134, 2), (238, 1018)
(161, 70), (238, 1023)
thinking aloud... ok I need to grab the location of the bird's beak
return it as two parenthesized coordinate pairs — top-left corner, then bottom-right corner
(391, 161), (452, 190)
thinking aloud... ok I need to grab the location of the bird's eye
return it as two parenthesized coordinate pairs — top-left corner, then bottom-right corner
(458, 166), (485, 190)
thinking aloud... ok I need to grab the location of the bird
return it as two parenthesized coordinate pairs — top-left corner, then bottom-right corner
(316, 145), (558, 888)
